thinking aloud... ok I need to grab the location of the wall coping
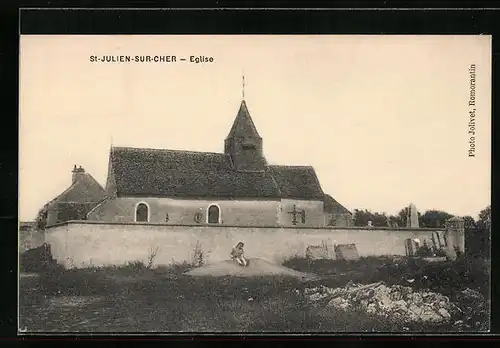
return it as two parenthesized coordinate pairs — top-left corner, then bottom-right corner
(45, 220), (445, 232)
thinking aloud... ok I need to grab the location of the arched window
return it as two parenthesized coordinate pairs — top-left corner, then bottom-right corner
(207, 205), (220, 224)
(135, 203), (149, 222)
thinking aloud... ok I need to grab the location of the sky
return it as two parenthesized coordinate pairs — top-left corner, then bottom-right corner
(19, 35), (491, 221)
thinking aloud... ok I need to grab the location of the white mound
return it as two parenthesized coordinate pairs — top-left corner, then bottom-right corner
(185, 258), (318, 280)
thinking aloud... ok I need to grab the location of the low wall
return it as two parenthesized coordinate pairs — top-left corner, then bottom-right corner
(19, 224), (44, 253)
(44, 221), (446, 268)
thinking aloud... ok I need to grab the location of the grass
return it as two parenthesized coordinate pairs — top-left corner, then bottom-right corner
(19, 251), (491, 333)
(283, 255), (490, 299)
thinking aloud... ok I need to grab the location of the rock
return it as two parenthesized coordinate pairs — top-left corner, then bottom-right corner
(461, 288), (484, 301)
(366, 303), (377, 314)
(303, 282), (461, 325)
(420, 309), (444, 323)
(309, 292), (329, 302)
(378, 293), (393, 309)
(304, 287), (320, 295)
(438, 308), (451, 320)
(328, 297), (350, 310)
(324, 287), (344, 297)
(411, 293), (423, 305)
(408, 304), (423, 316)
(394, 300), (407, 308)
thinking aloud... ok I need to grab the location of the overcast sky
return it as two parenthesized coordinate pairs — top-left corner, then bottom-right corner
(19, 35), (491, 221)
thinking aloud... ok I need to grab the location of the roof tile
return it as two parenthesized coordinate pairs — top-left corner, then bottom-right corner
(110, 147), (326, 200)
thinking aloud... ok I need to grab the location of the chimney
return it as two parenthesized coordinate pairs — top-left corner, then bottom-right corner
(72, 165), (85, 184)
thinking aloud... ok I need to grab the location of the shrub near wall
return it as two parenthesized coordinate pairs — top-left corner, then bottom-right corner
(44, 221), (445, 269)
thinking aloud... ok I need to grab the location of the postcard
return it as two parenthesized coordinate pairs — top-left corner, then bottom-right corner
(19, 33), (491, 334)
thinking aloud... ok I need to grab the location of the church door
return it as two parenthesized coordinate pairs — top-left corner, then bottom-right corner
(208, 205), (220, 224)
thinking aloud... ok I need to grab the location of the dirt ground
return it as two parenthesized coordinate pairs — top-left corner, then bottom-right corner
(184, 258), (318, 280)
(18, 255), (490, 333)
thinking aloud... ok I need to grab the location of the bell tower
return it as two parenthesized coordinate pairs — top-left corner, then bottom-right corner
(224, 82), (266, 171)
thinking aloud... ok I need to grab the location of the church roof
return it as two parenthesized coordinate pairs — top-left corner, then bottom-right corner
(268, 165), (325, 200)
(226, 100), (261, 139)
(109, 147), (325, 200)
(323, 194), (352, 215)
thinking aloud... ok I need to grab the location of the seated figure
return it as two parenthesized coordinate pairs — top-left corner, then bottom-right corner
(230, 241), (249, 267)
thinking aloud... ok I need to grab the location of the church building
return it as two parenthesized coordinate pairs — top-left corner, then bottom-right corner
(38, 96), (349, 228)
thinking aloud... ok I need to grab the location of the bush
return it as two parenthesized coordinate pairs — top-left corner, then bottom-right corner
(283, 255), (490, 300)
(193, 241), (204, 267)
(20, 243), (58, 273)
(155, 261), (195, 275)
(124, 260), (148, 272)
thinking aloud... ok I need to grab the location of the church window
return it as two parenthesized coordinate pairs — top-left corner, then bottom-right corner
(207, 205), (220, 224)
(135, 203), (149, 222)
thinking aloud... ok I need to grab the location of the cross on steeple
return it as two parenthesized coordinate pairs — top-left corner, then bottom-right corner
(242, 73), (245, 100)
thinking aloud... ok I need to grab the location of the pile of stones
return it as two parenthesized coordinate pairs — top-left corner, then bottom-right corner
(302, 281), (462, 324)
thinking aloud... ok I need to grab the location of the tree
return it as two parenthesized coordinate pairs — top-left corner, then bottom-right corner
(372, 212), (389, 227)
(387, 215), (400, 228)
(419, 210), (453, 228)
(396, 207), (409, 227)
(477, 205), (491, 230)
(463, 215), (477, 229)
(35, 205), (49, 231)
(353, 209), (372, 227)
(468, 205), (491, 259)
(353, 209), (389, 227)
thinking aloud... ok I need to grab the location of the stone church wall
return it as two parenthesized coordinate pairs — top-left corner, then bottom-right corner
(87, 197), (329, 227)
(87, 197), (281, 226)
(278, 199), (325, 227)
(45, 221), (448, 269)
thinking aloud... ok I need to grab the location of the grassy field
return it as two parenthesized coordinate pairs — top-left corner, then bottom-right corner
(19, 252), (490, 333)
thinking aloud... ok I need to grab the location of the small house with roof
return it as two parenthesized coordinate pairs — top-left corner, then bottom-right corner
(43, 165), (107, 226)
(85, 99), (352, 227)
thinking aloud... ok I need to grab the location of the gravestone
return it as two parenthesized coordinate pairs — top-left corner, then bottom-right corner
(306, 245), (329, 260)
(404, 238), (421, 256)
(406, 203), (420, 228)
(445, 216), (465, 260)
(334, 244), (360, 260)
(306, 240), (333, 260)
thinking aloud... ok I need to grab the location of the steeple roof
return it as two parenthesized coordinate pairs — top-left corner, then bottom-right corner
(226, 100), (261, 139)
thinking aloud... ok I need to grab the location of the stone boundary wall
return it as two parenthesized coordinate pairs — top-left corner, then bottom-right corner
(44, 221), (449, 268)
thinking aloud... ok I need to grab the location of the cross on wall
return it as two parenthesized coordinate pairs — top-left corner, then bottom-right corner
(288, 205), (306, 225)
